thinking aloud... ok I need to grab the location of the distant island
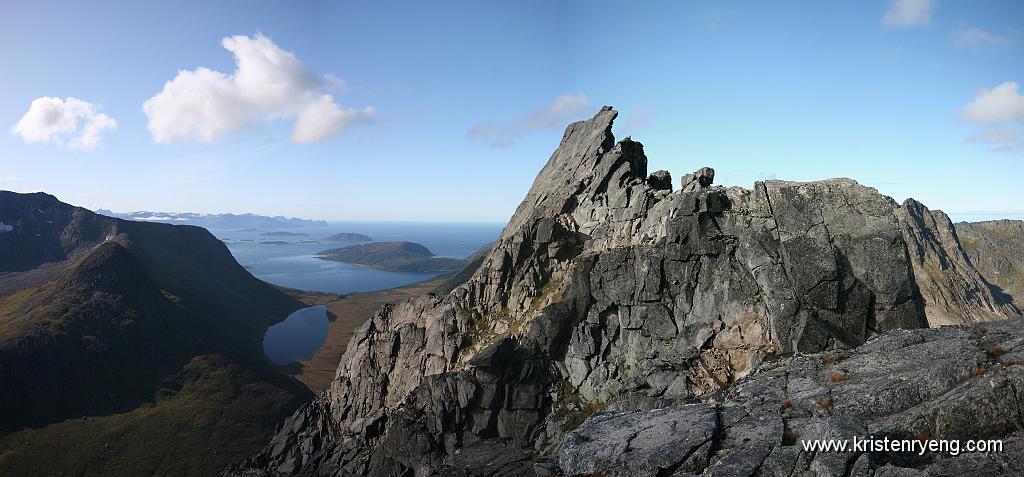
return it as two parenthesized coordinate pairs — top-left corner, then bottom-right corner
(316, 241), (464, 272)
(262, 231), (309, 237)
(94, 209), (327, 229)
(321, 232), (373, 242)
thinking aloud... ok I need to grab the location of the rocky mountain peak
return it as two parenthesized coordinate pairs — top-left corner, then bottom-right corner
(896, 198), (1023, 325)
(681, 166), (715, 192)
(500, 106), (628, 233)
(0, 190), (117, 273)
(229, 108), (1023, 477)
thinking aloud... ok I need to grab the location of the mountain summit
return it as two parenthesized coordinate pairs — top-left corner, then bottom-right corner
(228, 107), (1022, 476)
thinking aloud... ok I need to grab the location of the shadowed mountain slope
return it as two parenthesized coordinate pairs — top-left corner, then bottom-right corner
(0, 191), (312, 475)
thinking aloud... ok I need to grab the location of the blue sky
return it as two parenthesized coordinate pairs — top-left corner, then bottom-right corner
(1, 0), (1022, 222)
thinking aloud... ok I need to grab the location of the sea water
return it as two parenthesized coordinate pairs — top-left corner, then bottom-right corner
(214, 221), (502, 295)
(222, 221), (502, 365)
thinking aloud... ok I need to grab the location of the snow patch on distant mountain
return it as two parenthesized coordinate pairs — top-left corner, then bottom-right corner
(94, 209), (327, 229)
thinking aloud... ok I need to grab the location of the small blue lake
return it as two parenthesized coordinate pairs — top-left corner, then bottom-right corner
(263, 306), (329, 365)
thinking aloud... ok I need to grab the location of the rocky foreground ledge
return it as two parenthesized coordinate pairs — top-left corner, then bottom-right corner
(541, 317), (1024, 476)
(228, 108), (1024, 476)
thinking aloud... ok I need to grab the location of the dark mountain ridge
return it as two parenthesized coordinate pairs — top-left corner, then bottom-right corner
(0, 191), (312, 474)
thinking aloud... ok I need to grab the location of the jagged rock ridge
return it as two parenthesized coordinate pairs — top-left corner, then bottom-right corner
(229, 108), (1023, 476)
(896, 199), (1021, 325)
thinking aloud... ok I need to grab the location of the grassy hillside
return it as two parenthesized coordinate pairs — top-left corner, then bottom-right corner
(0, 355), (305, 476)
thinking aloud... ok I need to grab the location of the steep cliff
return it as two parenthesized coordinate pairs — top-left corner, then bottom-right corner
(956, 219), (1024, 310)
(895, 199), (1021, 325)
(226, 107), (1024, 476)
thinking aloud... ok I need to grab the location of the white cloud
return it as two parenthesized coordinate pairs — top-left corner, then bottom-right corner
(469, 94), (591, 148)
(992, 142), (1024, 153)
(967, 128), (1020, 144)
(966, 128), (1024, 154)
(292, 95), (375, 144)
(962, 82), (1024, 125)
(9, 96), (116, 150)
(962, 82), (1024, 153)
(142, 33), (373, 144)
(881, 0), (933, 29)
(962, 127), (1019, 153)
(955, 27), (1013, 49)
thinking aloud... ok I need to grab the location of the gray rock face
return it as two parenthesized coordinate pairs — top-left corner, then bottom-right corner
(647, 169), (673, 191)
(554, 317), (1024, 477)
(228, 108), (1021, 476)
(558, 405), (716, 476)
(680, 166), (715, 192)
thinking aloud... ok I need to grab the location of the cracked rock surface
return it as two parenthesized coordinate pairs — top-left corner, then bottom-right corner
(554, 317), (1024, 476)
(227, 108), (1024, 476)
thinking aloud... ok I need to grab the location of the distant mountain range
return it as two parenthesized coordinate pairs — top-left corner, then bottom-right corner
(94, 209), (327, 229)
